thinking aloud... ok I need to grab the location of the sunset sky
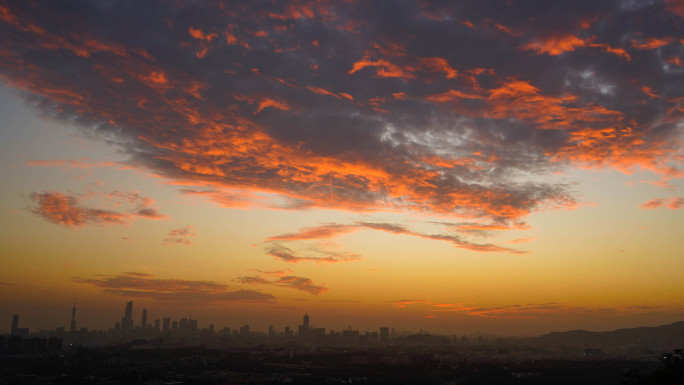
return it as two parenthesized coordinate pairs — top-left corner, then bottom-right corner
(1, 0), (683, 336)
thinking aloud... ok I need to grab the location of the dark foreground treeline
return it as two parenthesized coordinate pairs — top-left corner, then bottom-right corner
(0, 346), (682, 384)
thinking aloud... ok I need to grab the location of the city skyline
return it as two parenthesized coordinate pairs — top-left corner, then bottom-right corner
(6, 301), (405, 347)
(1, 0), (683, 336)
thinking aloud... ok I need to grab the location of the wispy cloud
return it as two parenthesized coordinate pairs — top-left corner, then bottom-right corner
(639, 196), (684, 210)
(164, 226), (197, 245)
(392, 299), (673, 319)
(73, 272), (275, 303)
(238, 273), (328, 295)
(389, 299), (430, 308)
(266, 221), (526, 255)
(264, 243), (362, 265)
(21, 158), (128, 170)
(28, 189), (167, 228)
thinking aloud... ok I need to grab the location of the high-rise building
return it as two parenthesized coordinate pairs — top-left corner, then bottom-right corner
(298, 313), (311, 337)
(122, 301), (133, 331)
(141, 308), (147, 330)
(11, 314), (18, 332)
(163, 317), (170, 332)
(379, 327), (389, 343)
(70, 304), (77, 332)
(240, 324), (250, 336)
(154, 319), (160, 331)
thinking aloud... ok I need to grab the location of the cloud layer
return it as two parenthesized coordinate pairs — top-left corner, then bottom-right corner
(1, 0), (682, 226)
(73, 272), (275, 303)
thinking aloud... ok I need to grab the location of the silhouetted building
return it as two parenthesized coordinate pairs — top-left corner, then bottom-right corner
(141, 308), (147, 330)
(163, 317), (170, 332)
(121, 301), (133, 331)
(154, 319), (160, 331)
(70, 304), (77, 332)
(299, 313), (311, 337)
(240, 325), (250, 336)
(11, 315), (18, 334)
(380, 327), (389, 343)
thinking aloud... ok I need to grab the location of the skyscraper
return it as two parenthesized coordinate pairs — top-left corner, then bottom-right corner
(163, 317), (170, 332)
(298, 313), (310, 337)
(141, 308), (147, 330)
(122, 301), (134, 331)
(70, 304), (77, 332)
(11, 314), (18, 334)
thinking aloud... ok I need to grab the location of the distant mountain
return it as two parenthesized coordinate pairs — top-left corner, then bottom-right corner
(533, 321), (684, 350)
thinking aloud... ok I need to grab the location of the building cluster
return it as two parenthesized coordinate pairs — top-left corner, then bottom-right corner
(2, 302), (406, 351)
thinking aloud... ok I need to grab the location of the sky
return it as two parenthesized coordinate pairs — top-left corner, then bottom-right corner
(0, 0), (683, 336)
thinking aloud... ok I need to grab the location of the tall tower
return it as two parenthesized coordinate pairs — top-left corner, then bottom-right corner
(122, 301), (133, 331)
(303, 313), (310, 329)
(70, 304), (77, 332)
(11, 314), (18, 333)
(141, 308), (147, 330)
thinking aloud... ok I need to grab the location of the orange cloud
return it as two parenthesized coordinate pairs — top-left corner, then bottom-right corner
(390, 299), (429, 308)
(348, 57), (415, 78)
(188, 26), (217, 42)
(521, 35), (589, 55)
(638, 196), (684, 210)
(631, 37), (672, 50)
(266, 221), (526, 255)
(29, 190), (166, 228)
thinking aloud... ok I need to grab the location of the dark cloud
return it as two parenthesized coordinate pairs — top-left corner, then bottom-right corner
(1, 1), (682, 225)
(163, 226), (197, 245)
(238, 274), (329, 295)
(73, 272), (275, 303)
(395, 300), (674, 318)
(264, 242), (362, 264)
